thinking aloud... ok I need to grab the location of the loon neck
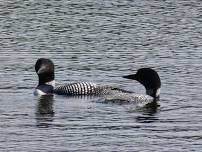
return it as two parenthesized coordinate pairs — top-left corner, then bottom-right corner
(146, 88), (160, 99)
(38, 73), (55, 86)
(34, 80), (55, 96)
(39, 80), (55, 88)
(46, 80), (55, 87)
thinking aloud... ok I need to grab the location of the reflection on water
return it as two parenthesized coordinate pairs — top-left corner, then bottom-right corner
(142, 101), (160, 114)
(126, 101), (160, 123)
(35, 95), (55, 128)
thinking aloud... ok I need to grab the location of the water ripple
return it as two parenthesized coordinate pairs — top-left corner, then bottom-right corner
(0, 0), (202, 151)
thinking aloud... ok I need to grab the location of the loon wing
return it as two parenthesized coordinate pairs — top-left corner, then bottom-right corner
(54, 82), (116, 95)
(102, 93), (154, 105)
(54, 82), (96, 95)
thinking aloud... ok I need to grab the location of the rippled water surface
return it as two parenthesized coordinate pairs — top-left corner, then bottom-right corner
(0, 0), (202, 151)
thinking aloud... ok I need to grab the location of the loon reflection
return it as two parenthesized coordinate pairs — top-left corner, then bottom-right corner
(35, 95), (54, 127)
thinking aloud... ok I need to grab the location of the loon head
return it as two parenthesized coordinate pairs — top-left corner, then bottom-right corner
(123, 68), (161, 99)
(34, 58), (55, 95)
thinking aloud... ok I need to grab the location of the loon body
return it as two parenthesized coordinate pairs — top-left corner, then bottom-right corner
(34, 58), (117, 96)
(54, 82), (118, 96)
(34, 58), (161, 103)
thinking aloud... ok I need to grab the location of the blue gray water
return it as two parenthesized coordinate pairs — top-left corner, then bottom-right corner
(0, 0), (202, 151)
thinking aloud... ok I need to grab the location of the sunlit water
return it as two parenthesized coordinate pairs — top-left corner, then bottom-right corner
(0, 0), (202, 151)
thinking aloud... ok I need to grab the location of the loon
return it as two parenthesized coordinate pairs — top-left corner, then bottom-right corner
(34, 58), (115, 96)
(104, 68), (161, 104)
(34, 58), (161, 103)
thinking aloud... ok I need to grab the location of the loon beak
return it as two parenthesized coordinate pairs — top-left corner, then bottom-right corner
(123, 74), (137, 80)
(37, 66), (47, 74)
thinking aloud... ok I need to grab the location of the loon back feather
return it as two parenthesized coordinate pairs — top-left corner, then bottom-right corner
(54, 82), (120, 96)
(103, 93), (153, 104)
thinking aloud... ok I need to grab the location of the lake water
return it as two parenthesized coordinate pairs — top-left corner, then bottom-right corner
(0, 0), (202, 151)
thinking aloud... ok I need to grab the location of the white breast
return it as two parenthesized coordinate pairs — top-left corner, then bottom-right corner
(34, 89), (47, 96)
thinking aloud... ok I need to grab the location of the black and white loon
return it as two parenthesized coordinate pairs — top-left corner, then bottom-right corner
(34, 58), (115, 96)
(105, 68), (161, 104)
(34, 58), (161, 103)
